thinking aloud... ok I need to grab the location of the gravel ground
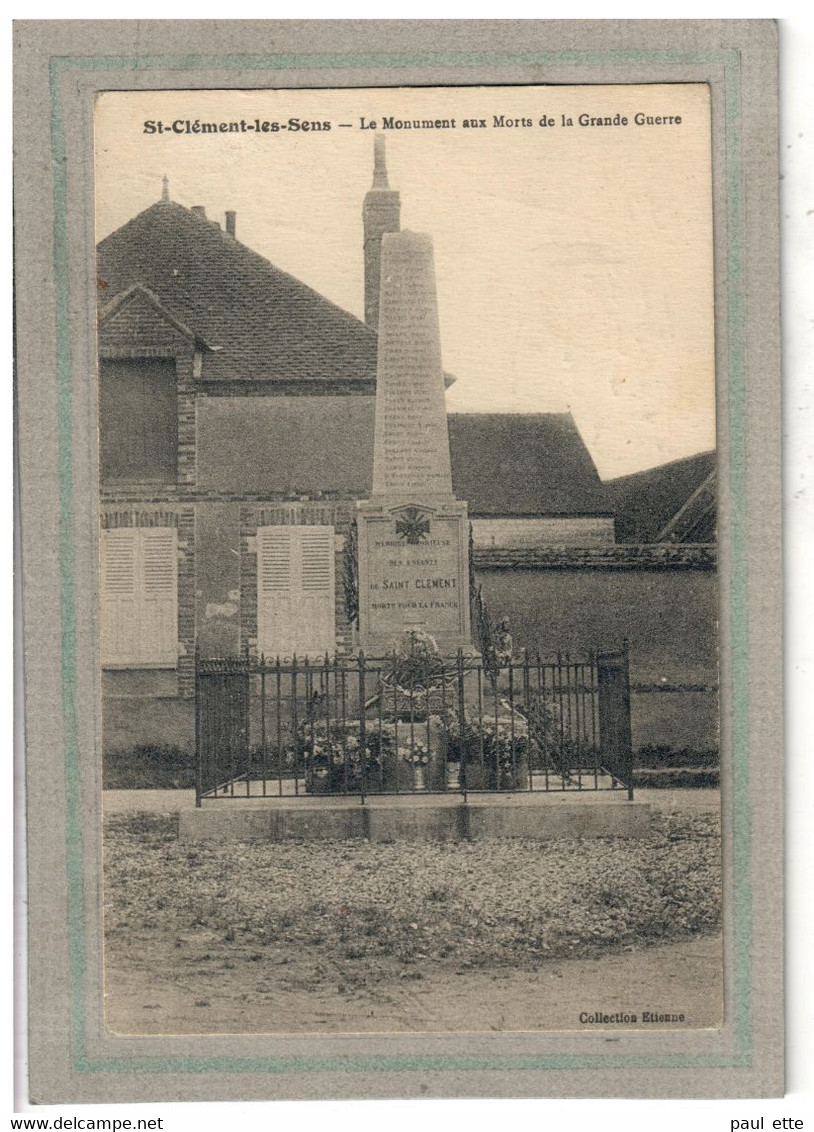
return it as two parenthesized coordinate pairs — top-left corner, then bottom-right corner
(104, 811), (721, 985)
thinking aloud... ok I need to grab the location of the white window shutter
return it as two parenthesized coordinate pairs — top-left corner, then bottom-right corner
(101, 526), (178, 668)
(101, 529), (137, 667)
(140, 528), (178, 666)
(259, 528), (291, 593)
(300, 529), (333, 591)
(257, 528), (292, 660)
(298, 528), (335, 657)
(257, 526), (335, 659)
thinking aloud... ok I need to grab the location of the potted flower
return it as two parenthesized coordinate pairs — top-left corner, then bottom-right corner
(399, 738), (430, 790)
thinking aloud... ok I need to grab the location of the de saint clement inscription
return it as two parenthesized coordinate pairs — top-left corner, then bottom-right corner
(357, 230), (471, 654)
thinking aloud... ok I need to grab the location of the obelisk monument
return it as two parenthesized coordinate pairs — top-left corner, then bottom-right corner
(357, 229), (471, 654)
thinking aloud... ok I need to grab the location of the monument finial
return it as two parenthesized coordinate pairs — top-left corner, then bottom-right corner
(161, 174), (170, 202)
(363, 136), (400, 329)
(372, 134), (389, 190)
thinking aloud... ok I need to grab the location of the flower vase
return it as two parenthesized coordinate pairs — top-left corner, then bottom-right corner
(413, 764), (426, 792)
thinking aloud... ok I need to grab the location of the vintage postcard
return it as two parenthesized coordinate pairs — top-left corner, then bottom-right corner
(15, 20), (782, 1102)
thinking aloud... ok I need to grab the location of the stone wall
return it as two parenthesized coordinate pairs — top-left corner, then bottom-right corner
(474, 544), (716, 570)
(475, 556), (718, 751)
(470, 516), (615, 548)
(104, 695), (195, 755)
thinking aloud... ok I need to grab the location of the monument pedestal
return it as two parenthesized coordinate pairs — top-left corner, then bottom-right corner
(357, 496), (471, 655)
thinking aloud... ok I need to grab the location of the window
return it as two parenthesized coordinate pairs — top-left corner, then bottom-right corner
(101, 527), (178, 667)
(257, 525), (335, 659)
(99, 359), (177, 484)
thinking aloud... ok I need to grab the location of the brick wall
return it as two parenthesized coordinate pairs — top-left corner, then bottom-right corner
(100, 507), (181, 530)
(176, 506), (196, 696)
(176, 354), (197, 489)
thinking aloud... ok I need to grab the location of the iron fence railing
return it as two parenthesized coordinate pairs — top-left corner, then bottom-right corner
(196, 646), (633, 805)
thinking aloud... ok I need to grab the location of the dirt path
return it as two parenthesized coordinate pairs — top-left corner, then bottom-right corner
(105, 933), (721, 1036)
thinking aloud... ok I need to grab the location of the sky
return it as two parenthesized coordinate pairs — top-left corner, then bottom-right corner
(95, 84), (716, 480)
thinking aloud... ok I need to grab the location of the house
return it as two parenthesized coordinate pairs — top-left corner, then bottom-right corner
(605, 451), (717, 544)
(97, 144), (716, 756)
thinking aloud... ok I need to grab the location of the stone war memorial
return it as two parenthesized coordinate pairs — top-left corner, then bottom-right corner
(356, 229), (471, 656)
(190, 222), (641, 836)
(187, 137), (642, 838)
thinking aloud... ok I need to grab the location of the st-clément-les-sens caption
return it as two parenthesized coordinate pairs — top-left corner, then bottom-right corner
(141, 112), (683, 136)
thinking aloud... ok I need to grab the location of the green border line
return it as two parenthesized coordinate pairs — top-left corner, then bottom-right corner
(48, 46), (749, 1077)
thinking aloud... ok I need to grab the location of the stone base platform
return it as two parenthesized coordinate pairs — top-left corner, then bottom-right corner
(179, 792), (651, 843)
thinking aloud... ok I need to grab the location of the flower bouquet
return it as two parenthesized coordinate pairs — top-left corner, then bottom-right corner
(399, 738), (430, 790)
(380, 630), (456, 718)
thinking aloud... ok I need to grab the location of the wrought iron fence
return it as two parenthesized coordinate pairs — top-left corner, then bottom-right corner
(196, 645), (633, 805)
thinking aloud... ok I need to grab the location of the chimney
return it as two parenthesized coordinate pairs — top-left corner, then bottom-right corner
(191, 205), (206, 220)
(362, 135), (401, 332)
(225, 210), (236, 238)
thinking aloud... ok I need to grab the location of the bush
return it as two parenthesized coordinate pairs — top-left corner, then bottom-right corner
(300, 722), (420, 794)
(635, 745), (719, 768)
(633, 768), (719, 789)
(444, 718), (531, 791)
(103, 745), (195, 790)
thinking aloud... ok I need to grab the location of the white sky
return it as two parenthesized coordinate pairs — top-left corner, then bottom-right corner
(96, 84), (716, 479)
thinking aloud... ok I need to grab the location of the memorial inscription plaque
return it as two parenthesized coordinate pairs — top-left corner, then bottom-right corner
(360, 503), (470, 646)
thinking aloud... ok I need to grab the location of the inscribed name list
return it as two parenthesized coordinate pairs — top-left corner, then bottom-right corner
(372, 231), (454, 498)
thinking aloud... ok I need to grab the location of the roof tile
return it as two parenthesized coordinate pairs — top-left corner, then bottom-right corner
(97, 201), (379, 384)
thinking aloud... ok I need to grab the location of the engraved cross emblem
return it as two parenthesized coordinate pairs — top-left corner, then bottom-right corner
(395, 507), (430, 545)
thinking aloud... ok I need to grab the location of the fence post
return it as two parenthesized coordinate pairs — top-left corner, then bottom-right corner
(523, 649), (533, 791)
(304, 656), (314, 798)
(260, 655), (267, 798)
(590, 648), (600, 789)
(621, 638), (634, 800)
(275, 657), (283, 799)
(242, 657), (251, 797)
(194, 647), (202, 807)
(457, 649), (467, 802)
(358, 651), (367, 805)
(291, 655), (299, 796)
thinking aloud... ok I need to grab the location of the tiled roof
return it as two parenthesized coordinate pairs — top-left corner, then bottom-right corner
(448, 413), (608, 515)
(98, 200), (702, 525)
(97, 201), (379, 385)
(605, 451), (717, 543)
(98, 284), (205, 354)
(196, 399), (608, 515)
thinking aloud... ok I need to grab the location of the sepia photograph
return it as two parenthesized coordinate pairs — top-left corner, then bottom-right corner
(95, 84), (721, 1037)
(15, 18), (784, 1103)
